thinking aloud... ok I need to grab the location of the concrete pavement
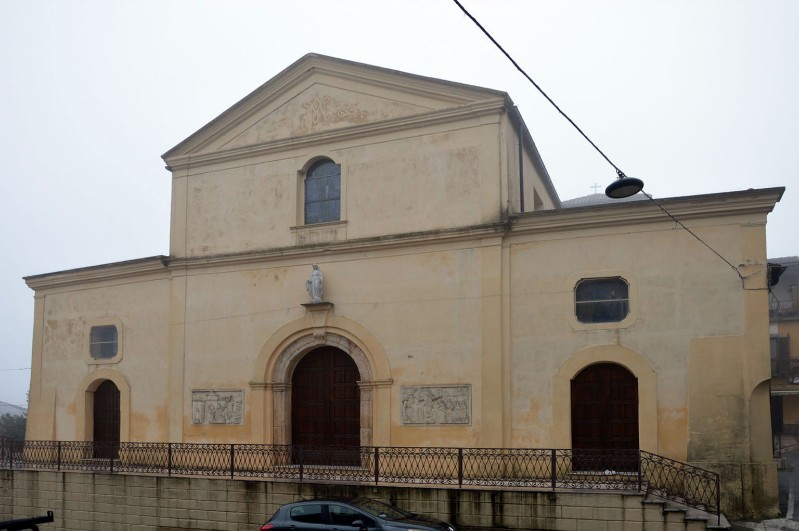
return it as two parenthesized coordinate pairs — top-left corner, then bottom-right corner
(732, 434), (799, 531)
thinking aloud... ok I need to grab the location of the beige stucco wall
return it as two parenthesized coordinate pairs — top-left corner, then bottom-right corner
(168, 242), (497, 446)
(23, 55), (781, 517)
(25, 199), (780, 518)
(508, 211), (769, 458)
(165, 55), (518, 260)
(171, 120), (505, 259)
(26, 205), (776, 456)
(26, 268), (171, 443)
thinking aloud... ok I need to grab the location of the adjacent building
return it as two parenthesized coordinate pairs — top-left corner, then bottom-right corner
(769, 257), (799, 439)
(23, 54), (783, 516)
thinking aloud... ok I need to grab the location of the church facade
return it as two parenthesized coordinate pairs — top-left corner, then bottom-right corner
(24, 54), (782, 516)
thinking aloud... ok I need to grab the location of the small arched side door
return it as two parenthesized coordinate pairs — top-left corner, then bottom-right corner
(93, 379), (120, 458)
(571, 363), (638, 470)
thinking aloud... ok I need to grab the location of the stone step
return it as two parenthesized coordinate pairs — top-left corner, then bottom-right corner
(644, 495), (731, 530)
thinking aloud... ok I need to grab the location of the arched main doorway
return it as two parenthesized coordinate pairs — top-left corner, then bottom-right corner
(571, 363), (638, 470)
(93, 379), (120, 458)
(292, 346), (360, 456)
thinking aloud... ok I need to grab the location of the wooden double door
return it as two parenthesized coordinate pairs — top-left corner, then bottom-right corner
(292, 347), (361, 460)
(571, 363), (638, 471)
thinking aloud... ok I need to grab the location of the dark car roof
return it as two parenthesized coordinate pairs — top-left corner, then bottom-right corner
(290, 497), (360, 504)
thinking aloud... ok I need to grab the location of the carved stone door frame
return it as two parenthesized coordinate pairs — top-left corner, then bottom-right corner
(269, 333), (377, 447)
(251, 312), (393, 447)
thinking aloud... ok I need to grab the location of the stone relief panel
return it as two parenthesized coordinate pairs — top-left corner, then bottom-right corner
(401, 385), (471, 425)
(191, 390), (244, 425)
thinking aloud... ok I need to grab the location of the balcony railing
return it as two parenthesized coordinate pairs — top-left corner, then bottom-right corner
(0, 439), (721, 524)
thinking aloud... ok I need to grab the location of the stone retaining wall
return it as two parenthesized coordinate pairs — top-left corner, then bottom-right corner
(0, 470), (709, 530)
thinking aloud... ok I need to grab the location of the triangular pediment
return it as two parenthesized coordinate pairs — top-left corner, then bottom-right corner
(163, 54), (509, 163)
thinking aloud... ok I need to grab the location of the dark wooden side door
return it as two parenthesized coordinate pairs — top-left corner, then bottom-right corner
(571, 363), (638, 471)
(93, 380), (120, 458)
(292, 347), (360, 462)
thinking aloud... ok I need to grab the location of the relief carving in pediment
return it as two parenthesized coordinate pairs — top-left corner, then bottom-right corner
(223, 85), (429, 149)
(299, 95), (369, 130)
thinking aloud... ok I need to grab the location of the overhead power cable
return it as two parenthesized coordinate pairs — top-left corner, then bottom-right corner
(642, 191), (743, 279)
(451, 0), (758, 283)
(451, 0), (628, 180)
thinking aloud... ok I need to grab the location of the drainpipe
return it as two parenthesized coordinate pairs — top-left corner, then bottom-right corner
(517, 106), (525, 213)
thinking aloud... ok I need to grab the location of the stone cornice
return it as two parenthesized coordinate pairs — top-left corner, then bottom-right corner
(168, 222), (509, 270)
(24, 256), (170, 292)
(22, 223), (508, 291)
(164, 99), (505, 172)
(358, 379), (394, 390)
(510, 187), (785, 235)
(23, 188), (783, 292)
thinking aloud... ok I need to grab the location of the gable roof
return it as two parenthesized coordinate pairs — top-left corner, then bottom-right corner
(162, 53), (513, 165)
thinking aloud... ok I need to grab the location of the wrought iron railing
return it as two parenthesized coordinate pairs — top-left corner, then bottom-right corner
(0, 440), (721, 524)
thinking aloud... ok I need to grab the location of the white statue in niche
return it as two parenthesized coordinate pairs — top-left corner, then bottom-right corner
(306, 264), (324, 303)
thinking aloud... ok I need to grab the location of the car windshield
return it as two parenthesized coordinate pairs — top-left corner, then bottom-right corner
(348, 498), (414, 520)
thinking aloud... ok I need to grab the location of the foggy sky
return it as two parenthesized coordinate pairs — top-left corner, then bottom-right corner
(0, 0), (796, 406)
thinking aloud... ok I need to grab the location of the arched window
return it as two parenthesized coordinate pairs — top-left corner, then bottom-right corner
(575, 277), (629, 323)
(304, 159), (340, 224)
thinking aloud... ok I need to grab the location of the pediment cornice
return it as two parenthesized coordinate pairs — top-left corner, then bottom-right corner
(164, 98), (506, 172)
(163, 54), (509, 166)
